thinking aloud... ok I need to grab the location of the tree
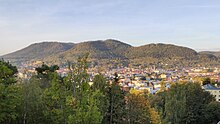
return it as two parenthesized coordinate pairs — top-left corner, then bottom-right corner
(202, 78), (211, 85)
(37, 54), (102, 123)
(105, 73), (127, 124)
(154, 82), (216, 124)
(42, 72), (68, 124)
(67, 86), (103, 124)
(35, 63), (60, 88)
(0, 60), (21, 123)
(92, 74), (110, 123)
(35, 63), (59, 75)
(65, 54), (89, 98)
(184, 83), (214, 124)
(20, 78), (46, 124)
(159, 81), (166, 92)
(66, 54), (103, 124)
(127, 92), (161, 124)
(0, 60), (17, 85)
(92, 74), (108, 93)
(33, 55), (104, 124)
(149, 92), (166, 120)
(204, 101), (220, 124)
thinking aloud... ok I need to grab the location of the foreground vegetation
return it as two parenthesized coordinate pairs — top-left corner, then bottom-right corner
(0, 56), (220, 124)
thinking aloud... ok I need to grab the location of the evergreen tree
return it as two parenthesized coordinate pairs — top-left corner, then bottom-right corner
(43, 72), (68, 124)
(0, 60), (21, 123)
(92, 74), (110, 123)
(105, 73), (127, 124)
(204, 101), (220, 124)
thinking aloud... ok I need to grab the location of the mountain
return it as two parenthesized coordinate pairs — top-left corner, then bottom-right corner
(125, 43), (198, 59)
(43, 39), (131, 65)
(55, 39), (130, 58)
(199, 51), (220, 58)
(1, 39), (219, 67)
(2, 42), (74, 63)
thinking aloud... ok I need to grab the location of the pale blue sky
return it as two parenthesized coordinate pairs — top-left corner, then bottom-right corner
(0, 0), (220, 55)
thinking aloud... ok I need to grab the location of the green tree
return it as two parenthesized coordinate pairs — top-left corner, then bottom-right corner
(20, 78), (46, 124)
(105, 73), (127, 124)
(204, 101), (220, 124)
(56, 55), (107, 124)
(92, 74), (110, 122)
(0, 60), (17, 85)
(155, 82), (215, 124)
(43, 72), (68, 124)
(0, 60), (21, 123)
(202, 78), (211, 85)
(66, 54), (103, 124)
(92, 74), (108, 92)
(67, 85), (103, 124)
(35, 63), (59, 88)
(65, 54), (89, 98)
(149, 92), (166, 121)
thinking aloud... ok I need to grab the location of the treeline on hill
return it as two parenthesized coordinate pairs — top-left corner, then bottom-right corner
(1, 56), (220, 124)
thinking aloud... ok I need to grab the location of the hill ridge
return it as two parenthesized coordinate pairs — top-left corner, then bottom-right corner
(1, 39), (219, 66)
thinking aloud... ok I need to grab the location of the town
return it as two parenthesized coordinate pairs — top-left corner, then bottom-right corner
(17, 60), (220, 102)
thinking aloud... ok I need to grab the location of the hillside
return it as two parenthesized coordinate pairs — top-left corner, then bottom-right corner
(1, 39), (219, 67)
(126, 43), (198, 59)
(2, 42), (74, 62)
(199, 51), (220, 58)
(42, 39), (132, 65)
(67, 39), (130, 58)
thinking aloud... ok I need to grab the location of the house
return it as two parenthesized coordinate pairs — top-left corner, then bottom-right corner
(160, 74), (167, 79)
(203, 84), (220, 102)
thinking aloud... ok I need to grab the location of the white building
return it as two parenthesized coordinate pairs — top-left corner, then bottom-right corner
(203, 84), (220, 102)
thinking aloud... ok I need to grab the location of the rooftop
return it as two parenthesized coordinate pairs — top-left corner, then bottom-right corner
(203, 84), (220, 91)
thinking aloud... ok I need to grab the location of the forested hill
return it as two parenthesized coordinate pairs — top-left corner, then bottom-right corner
(199, 51), (220, 58)
(52, 39), (132, 60)
(2, 42), (74, 62)
(1, 39), (219, 66)
(126, 43), (198, 59)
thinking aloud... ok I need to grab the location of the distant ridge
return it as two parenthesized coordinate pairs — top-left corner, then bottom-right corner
(199, 51), (220, 58)
(2, 39), (219, 66)
(2, 42), (74, 61)
(126, 43), (198, 59)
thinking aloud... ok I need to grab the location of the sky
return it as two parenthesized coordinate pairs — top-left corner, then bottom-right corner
(0, 0), (220, 55)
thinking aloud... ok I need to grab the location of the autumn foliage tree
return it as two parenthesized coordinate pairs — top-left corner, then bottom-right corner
(127, 90), (161, 124)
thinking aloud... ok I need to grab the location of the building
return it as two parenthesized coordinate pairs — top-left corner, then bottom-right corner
(203, 84), (220, 102)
